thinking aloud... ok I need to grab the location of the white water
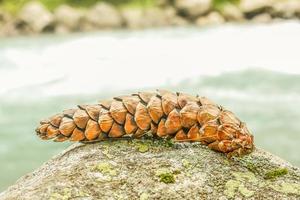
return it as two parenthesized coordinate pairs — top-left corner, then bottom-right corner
(1, 21), (300, 98)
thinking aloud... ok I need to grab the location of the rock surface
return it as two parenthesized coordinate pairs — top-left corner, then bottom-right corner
(18, 1), (54, 33)
(1, 139), (300, 200)
(84, 2), (123, 29)
(272, 0), (300, 18)
(175, 0), (212, 18)
(239, 0), (274, 13)
(252, 13), (273, 23)
(220, 4), (244, 21)
(0, 10), (18, 37)
(121, 9), (146, 29)
(54, 5), (84, 33)
(196, 12), (225, 26)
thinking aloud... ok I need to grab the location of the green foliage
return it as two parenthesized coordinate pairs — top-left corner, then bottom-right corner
(0, 0), (25, 14)
(0, 0), (155, 14)
(213, 0), (240, 10)
(59, 0), (155, 8)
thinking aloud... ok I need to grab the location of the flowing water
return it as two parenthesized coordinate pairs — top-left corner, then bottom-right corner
(1, 21), (300, 191)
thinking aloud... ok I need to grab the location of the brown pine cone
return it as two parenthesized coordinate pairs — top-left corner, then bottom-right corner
(36, 89), (254, 157)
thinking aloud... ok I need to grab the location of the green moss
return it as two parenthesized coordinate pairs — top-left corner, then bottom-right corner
(158, 173), (175, 184)
(95, 162), (117, 176)
(270, 183), (300, 195)
(165, 139), (174, 147)
(155, 168), (175, 184)
(246, 162), (259, 173)
(264, 168), (288, 180)
(137, 143), (149, 153)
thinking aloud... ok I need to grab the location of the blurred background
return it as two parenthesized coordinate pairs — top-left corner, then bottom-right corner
(1, 0), (300, 192)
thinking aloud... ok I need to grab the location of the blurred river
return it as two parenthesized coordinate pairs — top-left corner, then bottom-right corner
(0, 21), (300, 191)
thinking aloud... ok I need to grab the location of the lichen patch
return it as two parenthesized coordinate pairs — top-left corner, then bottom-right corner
(270, 182), (300, 195)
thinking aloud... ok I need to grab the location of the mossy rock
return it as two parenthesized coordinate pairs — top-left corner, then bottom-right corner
(1, 140), (300, 199)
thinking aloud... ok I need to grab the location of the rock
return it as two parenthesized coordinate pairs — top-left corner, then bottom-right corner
(157, 0), (173, 7)
(220, 4), (244, 21)
(122, 9), (145, 29)
(195, 12), (225, 26)
(271, 0), (300, 19)
(0, 9), (11, 23)
(18, 1), (54, 33)
(252, 13), (273, 23)
(54, 5), (84, 33)
(239, 0), (274, 16)
(0, 23), (18, 37)
(1, 140), (300, 199)
(143, 8), (172, 27)
(171, 15), (190, 26)
(84, 2), (123, 29)
(122, 7), (187, 29)
(0, 10), (18, 37)
(175, 0), (212, 18)
(162, 6), (189, 26)
(143, 7), (189, 27)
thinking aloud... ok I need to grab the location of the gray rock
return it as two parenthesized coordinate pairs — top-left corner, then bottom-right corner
(163, 7), (189, 26)
(145, 8), (179, 27)
(0, 23), (18, 37)
(122, 7), (187, 29)
(0, 10), (18, 37)
(195, 12), (225, 26)
(54, 5), (84, 33)
(171, 16), (190, 26)
(84, 2), (123, 29)
(220, 4), (244, 21)
(239, 0), (274, 14)
(18, 1), (54, 33)
(157, 0), (173, 7)
(175, 0), (212, 18)
(271, 0), (300, 19)
(1, 139), (300, 199)
(121, 9), (146, 29)
(0, 9), (11, 23)
(252, 13), (273, 23)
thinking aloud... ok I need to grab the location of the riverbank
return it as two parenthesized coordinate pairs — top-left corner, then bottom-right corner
(1, 0), (300, 37)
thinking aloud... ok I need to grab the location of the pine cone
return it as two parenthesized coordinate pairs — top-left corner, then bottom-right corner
(36, 90), (254, 157)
